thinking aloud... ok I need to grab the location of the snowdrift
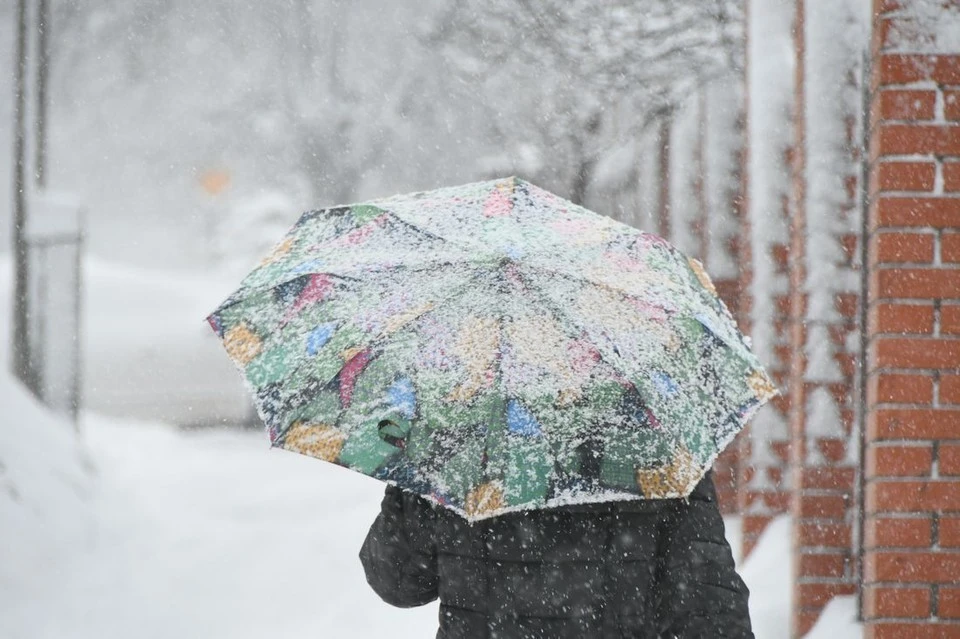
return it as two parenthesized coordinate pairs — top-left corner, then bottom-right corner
(0, 373), (93, 599)
(0, 260), (94, 605)
(740, 515), (863, 638)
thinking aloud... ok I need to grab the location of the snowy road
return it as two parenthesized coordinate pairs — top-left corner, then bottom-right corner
(4, 417), (437, 639)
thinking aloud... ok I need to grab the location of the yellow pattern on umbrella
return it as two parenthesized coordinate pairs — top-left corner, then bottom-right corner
(383, 302), (435, 336)
(465, 481), (505, 518)
(688, 257), (718, 297)
(747, 370), (778, 400)
(224, 323), (263, 366)
(635, 445), (700, 498)
(283, 422), (346, 462)
(446, 316), (500, 403)
(258, 237), (294, 267)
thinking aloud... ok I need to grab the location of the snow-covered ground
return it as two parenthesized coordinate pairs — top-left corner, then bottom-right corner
(0, 372), (94, 621)
(0, 400), (741, 638)
(78, 257), (250, 425)
(1, 408), (436, 638)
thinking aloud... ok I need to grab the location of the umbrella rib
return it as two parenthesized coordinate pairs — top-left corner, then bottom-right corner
(379, 209), (493, 256)
(517, 261), (749, 355)
(514, 262), (757, 396)
(518, 261), (682, 315)
(216, 263), (473, 380)
(214, 202), (494, 314)
(213, 257), (488, 316)
(381, 210), (464, 245)
(508, 268), (714, 498)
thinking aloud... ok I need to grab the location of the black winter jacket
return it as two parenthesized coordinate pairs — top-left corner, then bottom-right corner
(359, 473), (752, 638)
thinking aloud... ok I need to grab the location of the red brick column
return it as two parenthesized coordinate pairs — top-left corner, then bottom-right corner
(703, 75), (746, 514)
(863, 2), (960, 636)
(739, 0), (796, 558)
(788, 1), (864, 634)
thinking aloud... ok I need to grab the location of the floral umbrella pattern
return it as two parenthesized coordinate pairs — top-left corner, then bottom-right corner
(207, 177), (777, 521)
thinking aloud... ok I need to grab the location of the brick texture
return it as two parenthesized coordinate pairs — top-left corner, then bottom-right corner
(944, 162), (960, 192)
(877, 90), (936, 121)
(869, 231), (935, 263)
(863, 4), (960, 635)
(873, 161), (936, 192)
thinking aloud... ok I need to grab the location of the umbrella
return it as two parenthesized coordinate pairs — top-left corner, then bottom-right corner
(206, 177), (776, 521)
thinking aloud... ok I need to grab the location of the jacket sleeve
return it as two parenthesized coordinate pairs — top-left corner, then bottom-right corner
(656, 472), (754, 639)
(359, 485), (439, 608)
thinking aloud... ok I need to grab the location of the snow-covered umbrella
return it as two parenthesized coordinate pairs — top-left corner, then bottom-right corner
(206, 177), (776, 521)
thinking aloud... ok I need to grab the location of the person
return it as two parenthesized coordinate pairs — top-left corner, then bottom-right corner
(359, 471), (753, 638)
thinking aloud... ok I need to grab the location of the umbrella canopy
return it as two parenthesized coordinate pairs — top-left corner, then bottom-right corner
(207, 177), (776, 520)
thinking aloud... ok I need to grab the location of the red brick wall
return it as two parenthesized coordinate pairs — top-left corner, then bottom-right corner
(863, 2), (960, 636)
(788, 1), (862, 634)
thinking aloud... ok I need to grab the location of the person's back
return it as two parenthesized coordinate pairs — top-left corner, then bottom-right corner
(360, 473), (753, 638)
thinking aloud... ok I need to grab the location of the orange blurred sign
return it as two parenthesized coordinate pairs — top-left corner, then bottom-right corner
(200, 170), (231, 195)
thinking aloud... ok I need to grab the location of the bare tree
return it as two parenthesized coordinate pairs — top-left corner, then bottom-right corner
(430, 0), (743, 205)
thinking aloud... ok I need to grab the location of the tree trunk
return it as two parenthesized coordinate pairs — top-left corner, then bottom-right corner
(569, 153), (596, 207)
(657, 116), (672, 238)
(568, 111), (602, 206)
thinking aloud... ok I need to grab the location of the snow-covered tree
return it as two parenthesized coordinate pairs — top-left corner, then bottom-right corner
(28, 0), (499, 267)
(432, 0), (744, 206)
(9, 0), (751, 269)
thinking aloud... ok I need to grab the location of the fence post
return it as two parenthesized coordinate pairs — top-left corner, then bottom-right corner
(25, 196), (85, 429)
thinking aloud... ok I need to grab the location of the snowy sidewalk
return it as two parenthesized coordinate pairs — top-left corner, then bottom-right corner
(2, 412), (858, 638)
(3, 417), (436, 639)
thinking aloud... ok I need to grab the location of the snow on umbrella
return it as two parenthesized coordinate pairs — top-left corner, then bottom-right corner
(206, 177), (776, 521)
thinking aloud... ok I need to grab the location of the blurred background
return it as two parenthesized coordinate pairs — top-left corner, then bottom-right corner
(0, 2), (814, 638)
(0, 0), (742, 426)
